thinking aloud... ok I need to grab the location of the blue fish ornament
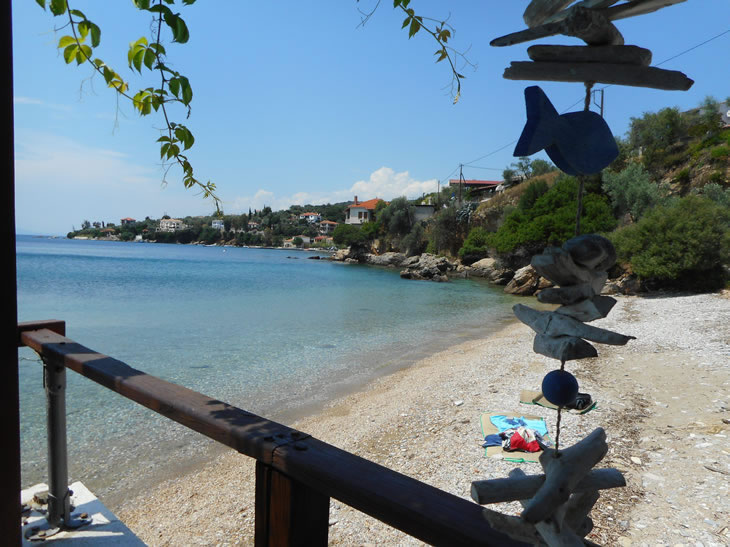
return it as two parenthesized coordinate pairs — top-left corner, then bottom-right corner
(514, 86), (618, 175)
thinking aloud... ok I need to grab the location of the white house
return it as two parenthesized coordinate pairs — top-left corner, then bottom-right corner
(299, 212), (322, 223)
(212, 219), (225, 231)
(345, 196), (384, 225)
(159, 218), (184, 232)
(319, 220), (338, 234)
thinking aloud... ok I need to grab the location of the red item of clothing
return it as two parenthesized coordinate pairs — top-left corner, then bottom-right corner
(508, 430), (541, 452)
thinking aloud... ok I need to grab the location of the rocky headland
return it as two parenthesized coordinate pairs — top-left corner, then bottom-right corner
(330, 248), (641, 296)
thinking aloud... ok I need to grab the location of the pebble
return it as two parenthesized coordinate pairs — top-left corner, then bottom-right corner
(113, 293), (730, 546)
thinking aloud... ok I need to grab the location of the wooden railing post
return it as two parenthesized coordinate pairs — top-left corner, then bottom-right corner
(255, 461), (329, 547)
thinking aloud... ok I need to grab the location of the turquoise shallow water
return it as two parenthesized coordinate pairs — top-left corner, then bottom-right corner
(17, 235), (520, 502)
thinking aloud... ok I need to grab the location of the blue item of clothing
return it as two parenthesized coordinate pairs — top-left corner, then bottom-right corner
(490, 415), (548, 437)
(482, 434), (503, 448)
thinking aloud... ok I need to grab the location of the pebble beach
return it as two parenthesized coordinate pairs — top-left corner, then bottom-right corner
(117, 292), (730, 546)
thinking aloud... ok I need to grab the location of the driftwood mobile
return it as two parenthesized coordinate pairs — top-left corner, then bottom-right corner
(470, 0), (693, 545)
(8, 0), (697, 545)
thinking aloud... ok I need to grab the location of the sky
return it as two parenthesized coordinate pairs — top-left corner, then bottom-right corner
(12, 0), (730, 235)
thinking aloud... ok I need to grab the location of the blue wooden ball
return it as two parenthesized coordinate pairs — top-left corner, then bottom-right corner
(542, 370), (579, 407)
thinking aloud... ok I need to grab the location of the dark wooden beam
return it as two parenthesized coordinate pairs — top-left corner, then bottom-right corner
(255, 462), (329, 547)
(17, 320), (65, 346)
(20, 327), (527, 546)
(1, 1), (20, 543)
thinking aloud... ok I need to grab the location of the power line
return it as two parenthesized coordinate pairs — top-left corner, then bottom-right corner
(438, 27), (730, 184)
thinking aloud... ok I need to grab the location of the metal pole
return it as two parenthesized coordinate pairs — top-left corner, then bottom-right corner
(43, 359), (71, 528)
(0, 0), (21, 542)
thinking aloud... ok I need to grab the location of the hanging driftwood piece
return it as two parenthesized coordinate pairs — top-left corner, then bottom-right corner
(537, 283), (596, 305)
(471, 467), (626, 504)
(522, 428), (608, 523)
(527, 44), (652, 65)
(523, 0), (575, 28)
(514, 86), (619, 175)
(555, 295), (617, 322)
(504, 61), (694, 91)
(542, 0), (621, 25)
(493, 6), (624, 47)
(481, 508), (544, 544)
(534, 333), (598, 361)
(474, 432), (624, 545)
(531, 247), (607, 293)
(606, 0), (687, 21)
(494, 0), (686, 47)
(563, 234), (617, 270)
(514, 304), (635, 345)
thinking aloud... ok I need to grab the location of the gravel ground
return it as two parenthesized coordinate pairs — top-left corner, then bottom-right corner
(116, 292), (730, 546)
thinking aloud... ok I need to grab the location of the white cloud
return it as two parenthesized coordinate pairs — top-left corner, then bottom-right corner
(349, 167), (438, 201)
(14, 96), (72, 111)
(225, 167), (438, 213)
(14, 130), (211, 235)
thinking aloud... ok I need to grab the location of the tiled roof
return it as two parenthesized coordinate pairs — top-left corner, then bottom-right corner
(320, 220), (337, 225)
(346, 198), (383, 210)
(448, 179), (501, 187)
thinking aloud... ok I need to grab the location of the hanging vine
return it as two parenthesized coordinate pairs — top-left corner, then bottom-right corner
(35, 0), (220, 212)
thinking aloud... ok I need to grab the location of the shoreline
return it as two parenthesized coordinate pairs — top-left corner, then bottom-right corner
(116, 292), (729, 545)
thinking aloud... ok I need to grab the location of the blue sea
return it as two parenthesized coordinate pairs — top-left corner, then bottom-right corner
(17, 235), (520, 504)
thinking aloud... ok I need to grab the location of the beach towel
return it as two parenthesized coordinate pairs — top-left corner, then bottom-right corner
(479, 412), (551, 463)
(519, 390), (597, 415)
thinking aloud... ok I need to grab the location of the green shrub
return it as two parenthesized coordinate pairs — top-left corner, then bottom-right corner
(662, 151), (687, 169)
(710, 145), (730, 160)
(709, 171), (727, 184)
(602, 163), (663, 221)
(425, 205), (466, 257)
(610, 195), (730, 290)
(675, 168), (690, 184)
(518, 180), (549, 211)
(487, 177), (616, 253)
(401, 223), (427, 257)
(458, 227), (490, 264)
(333, 224), (368, 247)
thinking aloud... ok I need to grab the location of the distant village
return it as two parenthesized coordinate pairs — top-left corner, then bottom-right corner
(67, 178), (509, 249)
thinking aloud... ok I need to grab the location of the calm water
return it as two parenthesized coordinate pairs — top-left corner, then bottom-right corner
(17, 235), (519, 503)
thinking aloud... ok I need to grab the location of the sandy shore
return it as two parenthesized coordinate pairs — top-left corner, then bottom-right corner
(116, 292), (729, 546)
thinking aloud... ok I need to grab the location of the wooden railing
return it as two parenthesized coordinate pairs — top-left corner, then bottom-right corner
(18, 320), (526, 546)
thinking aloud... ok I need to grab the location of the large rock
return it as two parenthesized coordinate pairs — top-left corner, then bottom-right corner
(365, 252), (407, 267)
(504, 265), (542, 295)
(469, 258), (515, 285)
(399, 253), (457, 282)
(602, 274), (642, 295)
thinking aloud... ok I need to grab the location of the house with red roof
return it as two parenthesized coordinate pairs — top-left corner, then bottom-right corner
(120, 217), (136, 225)
(319, 220), (338, 234)
(345, 196), (385, 225)
(448, 179), (502, 200)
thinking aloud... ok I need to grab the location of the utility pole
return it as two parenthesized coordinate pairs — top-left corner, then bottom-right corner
(593, 88), (605, 117)
(459, 164), (464, 206)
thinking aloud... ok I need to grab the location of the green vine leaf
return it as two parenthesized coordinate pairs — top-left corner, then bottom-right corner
(49, 0), (67, 16)
(40, 0), (221, 212)
(58, 35), (75, 48)
(62, 44), (77, 64)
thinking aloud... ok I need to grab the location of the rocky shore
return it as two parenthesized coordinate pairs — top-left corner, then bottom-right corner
(116, 291), (729, 546)
(331, 249), (640, 296)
